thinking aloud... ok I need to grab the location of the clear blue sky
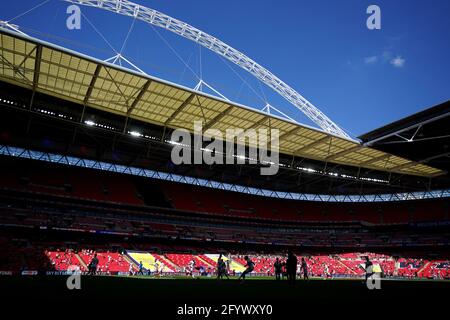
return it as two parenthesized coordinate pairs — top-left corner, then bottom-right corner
(1, 0), (449, 137)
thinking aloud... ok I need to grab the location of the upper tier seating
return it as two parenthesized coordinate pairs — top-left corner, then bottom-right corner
(0, 157), (448, 225)
(0, 160), (144, 206)
(163, 183), (449, 224)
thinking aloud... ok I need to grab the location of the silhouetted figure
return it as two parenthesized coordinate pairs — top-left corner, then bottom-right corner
(301, 257), (308, 280)
(364, 256), (373, 282)
(217, 254), (229, 280)
(274, 258), (282, 280)
(281, 262), (287, 280)
(137, 261), (144, 275)
(238, 256), (254, 282)
(88, 253), (99, 275)
(187, 259), (195, 277)
(286, 251), (298, 283)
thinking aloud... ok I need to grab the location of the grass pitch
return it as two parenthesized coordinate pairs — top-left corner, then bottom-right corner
(1, 275), (448, 303)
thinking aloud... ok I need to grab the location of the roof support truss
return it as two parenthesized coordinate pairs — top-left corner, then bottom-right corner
(359, 154), (391, 167)
(294, 136), (331, 155)
(29, 44), (42, 109)
(203, 105), (233, 131)
(127, 79), (152, 115)
(165, 92), (196, 126)
(325, 145), (362, 161)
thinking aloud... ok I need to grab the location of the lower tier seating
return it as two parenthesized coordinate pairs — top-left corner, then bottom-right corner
(3, 241), (447, 279)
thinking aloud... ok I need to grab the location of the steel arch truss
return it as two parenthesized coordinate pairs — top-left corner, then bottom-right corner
(65, 0), (351, 139)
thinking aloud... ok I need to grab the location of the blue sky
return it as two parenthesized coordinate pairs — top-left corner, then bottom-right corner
(1, 0), (449, 137)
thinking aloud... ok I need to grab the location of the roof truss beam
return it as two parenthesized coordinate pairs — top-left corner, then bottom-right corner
(29, 44), (42, 109)
(127, 79), (152, 115)
(0, 53), (33, 86)
(84, 64), (102, 105)
(359, 154), (391, 167)
(278, 126), (302, 141)
(294, 135), (331, 155)
(165, 92), (196, 126)
(245, 115), (269, 131)
(325, 145), (362, 161)
(389, 151), (450, 173)
(18, 45), (38, 70)
(203, 105), (233, 131)
(365, 112), (450, 146)
(103, 67), (131, 107)
(32, 45), (41, 86)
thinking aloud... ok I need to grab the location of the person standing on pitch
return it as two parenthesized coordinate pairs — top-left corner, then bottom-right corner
(187, 259), (195, 277)
(274, 258), (282, 280)
(154, 259), (160, 277)
(217, 254), (229, 280)
(238, 256), (254, 282)
(286, 251), (298, 283)
(88, 253), (99, 275)
(137, 261), (144, 275)
(364, 256), (374, 282)
(300, 257), (309, 280)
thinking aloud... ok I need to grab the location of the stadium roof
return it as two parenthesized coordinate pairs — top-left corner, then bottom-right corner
(359, 100), (450, 173)
(0, 29), (444, 177)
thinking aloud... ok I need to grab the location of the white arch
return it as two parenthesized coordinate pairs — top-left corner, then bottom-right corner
(65, 0), (351, 139)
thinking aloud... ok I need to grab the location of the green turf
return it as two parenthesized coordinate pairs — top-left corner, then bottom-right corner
(1, 275), (448, 303)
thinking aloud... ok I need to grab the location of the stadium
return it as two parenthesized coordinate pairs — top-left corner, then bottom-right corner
(0, 0), (449, 312)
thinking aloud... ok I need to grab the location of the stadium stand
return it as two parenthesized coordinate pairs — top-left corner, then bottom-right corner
(127, 252), (173, 273)
(46, 250), (85, 272)
(0, 161), (145, 206)
(0, 66), (448, 281)
(1, 235), (448, 279)
(164, 182), (448, 224)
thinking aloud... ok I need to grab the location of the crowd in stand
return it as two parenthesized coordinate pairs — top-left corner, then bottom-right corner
(0, 233), (448, 279)
(40, 250), (448, 279)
